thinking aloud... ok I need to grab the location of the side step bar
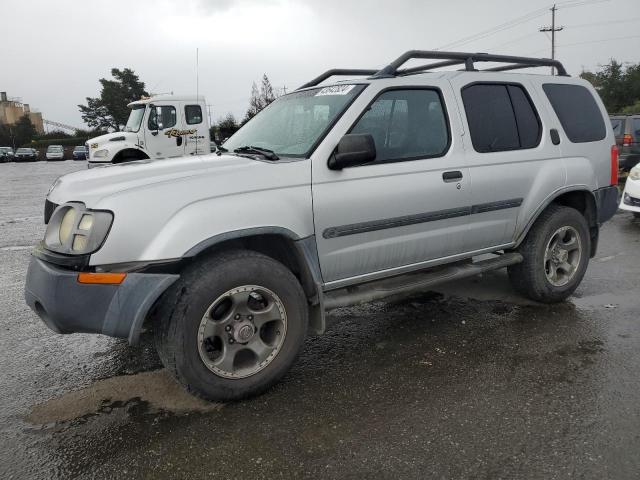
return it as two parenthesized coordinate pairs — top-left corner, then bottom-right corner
(324, 253), (523, 310)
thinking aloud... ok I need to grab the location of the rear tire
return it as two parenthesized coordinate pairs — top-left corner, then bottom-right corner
(508, 204), (590, 303)
(154, 250), (308, 401)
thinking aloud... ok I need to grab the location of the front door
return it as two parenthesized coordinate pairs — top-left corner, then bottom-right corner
(312, 85), (471, 286)
(144, 103), (185, 159)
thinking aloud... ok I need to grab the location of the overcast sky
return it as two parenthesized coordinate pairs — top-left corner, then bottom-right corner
(2, 0), (638, 129)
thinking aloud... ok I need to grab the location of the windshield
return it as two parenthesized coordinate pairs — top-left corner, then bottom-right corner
(47, 146), (63, 152)
(73, 146), (85, 151)
(16, 148), (30, 153)
(223, 84), (366, 158)
(125, 105), (145, 132)
(610, 118), (624, 136)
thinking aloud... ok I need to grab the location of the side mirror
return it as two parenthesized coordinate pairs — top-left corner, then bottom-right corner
(328, 134), (376, 170)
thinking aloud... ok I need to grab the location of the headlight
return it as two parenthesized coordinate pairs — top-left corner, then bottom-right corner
(94, 149), (108, 158)
(630, 167), (640, 181)
(44, 203), (113, 255)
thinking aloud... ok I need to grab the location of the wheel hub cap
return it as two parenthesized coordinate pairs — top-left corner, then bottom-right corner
(543, 225), (582, 287)
(233, 321), (255, 343)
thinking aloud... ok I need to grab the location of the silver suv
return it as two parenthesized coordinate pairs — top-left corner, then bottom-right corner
(25, 51), (620, 401)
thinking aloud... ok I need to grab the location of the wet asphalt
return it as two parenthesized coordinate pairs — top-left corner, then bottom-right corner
(0, 161), (639, 479)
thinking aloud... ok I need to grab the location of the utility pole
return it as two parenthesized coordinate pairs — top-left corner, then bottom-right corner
(539, 4), (564, 75)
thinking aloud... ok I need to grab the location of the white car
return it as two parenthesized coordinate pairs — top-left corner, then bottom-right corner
(620, 164), (640, 218)
(45, 145), (65, 161)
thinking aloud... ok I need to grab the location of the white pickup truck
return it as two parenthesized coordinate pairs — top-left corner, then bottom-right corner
(86, 94), (210, 167)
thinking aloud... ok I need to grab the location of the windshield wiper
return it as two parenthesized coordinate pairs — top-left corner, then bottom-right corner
(234, 145), (279, 160)
(216, 144), (228, 155)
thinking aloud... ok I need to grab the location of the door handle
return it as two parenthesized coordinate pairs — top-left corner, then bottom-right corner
(442, 170), (463, 182)
(176, 136), (183, 147)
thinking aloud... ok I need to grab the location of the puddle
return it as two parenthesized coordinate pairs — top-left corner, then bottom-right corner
(27, 369), (223, 425)
(571, 292), (638, 310)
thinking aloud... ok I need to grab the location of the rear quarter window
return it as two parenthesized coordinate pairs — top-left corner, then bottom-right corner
(543, 84), (606, 143)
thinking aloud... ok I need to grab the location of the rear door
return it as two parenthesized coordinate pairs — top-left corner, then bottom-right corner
(312, 82), (472, 286)
(449, 74), (564, 250)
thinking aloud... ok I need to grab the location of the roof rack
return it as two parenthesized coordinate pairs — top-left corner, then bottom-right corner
(298, 50), (568, 89)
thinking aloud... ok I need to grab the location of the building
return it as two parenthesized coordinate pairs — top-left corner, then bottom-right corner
(0, 91), (44, 134)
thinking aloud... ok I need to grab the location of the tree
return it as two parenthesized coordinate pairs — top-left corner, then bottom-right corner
(216, 113), (240, 141)
(242, 74), (277, 124)
(79, 68), (148, 131)
(14, 115), (38, 147)
(580, 60), (640, 113)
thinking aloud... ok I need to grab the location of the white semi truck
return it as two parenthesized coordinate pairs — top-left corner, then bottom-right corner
(86, 94), (210, 167)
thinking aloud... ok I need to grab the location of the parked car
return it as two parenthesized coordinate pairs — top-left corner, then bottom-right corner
(14, 148), (38, 162)
(610, 114), (640, 173)
(72, 145), (88, 160)
(45, 145), (65, 161)
(26, 51), (619, 402)
(0, 146), (15, 162)
(619, 164), (640, 219)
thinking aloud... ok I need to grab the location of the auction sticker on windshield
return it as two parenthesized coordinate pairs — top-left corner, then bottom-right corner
(316, 85), (356, 96)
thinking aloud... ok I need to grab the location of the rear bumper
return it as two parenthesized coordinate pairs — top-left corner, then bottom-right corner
(25, 257), (179, 344)
(594, 185), (620, 224)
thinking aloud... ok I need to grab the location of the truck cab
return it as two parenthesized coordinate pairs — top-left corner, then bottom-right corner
(86, 94), (210, 168)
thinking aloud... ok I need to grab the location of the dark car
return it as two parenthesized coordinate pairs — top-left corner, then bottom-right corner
(0, 146), (15, 162)
(14, 148), (38, 162)
(72, 145), (88, 160)
(610, 114), (640, 173)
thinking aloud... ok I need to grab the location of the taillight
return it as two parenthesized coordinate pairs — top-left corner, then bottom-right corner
(611, 144), (619, 185)
(623, 134), (633, 146)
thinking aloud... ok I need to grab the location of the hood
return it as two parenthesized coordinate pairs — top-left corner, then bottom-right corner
(88, 131), (138, 146)
(47, 154), (272, 206)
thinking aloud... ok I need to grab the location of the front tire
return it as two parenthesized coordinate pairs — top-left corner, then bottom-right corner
(154, 250), (308, 401)
(508, 204), (590, 303)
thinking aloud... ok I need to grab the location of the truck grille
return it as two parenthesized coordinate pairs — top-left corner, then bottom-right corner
(44, 199), (58, 224)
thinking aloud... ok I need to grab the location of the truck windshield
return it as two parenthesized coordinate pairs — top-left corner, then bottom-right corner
(125, 105), (146, 132)
(223, 84), (366, 158)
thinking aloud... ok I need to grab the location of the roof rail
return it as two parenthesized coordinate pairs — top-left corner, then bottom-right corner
(297, 50), (569, 90)
(375, 50), (568, 77)
(297, 69), (379, 90)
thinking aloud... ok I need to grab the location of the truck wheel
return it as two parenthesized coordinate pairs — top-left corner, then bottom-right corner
(508, 204), (590, 303)
(154, 250), (308, 401)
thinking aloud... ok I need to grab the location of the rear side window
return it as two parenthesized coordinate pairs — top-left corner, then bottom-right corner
(610, 118), (625, 136)
(461, 83), (541, 153)
(185, 105), (203, 125)
(543, 84), (606, 143)
(350, 89), (449, 163)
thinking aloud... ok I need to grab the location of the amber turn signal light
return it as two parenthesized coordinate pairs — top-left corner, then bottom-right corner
(77, 272), (127, 285)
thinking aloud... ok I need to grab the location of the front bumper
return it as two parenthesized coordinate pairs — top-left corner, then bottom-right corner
(25, 257), (179, 344)
(620, 177), (640, 213)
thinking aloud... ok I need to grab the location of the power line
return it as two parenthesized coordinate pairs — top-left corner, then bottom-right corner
(540, 4), (564, 75)
(564, 17), (640, 28)
(558, 34), (640, 47)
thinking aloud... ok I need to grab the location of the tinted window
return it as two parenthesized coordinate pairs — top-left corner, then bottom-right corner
(185, 104), (203, 125)
(610, 118), (624, 136)
(543, 84), (606, 143)
(148, 105), (176, 130)
(632, 118), (640, 138)
(350, 89), (448, 163)
(508, 85), (540, 149)
(462, 84), (540, 152)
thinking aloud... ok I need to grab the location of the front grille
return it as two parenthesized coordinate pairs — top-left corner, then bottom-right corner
(623, 193), (640, 207)
(44, 199), (58, 224)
